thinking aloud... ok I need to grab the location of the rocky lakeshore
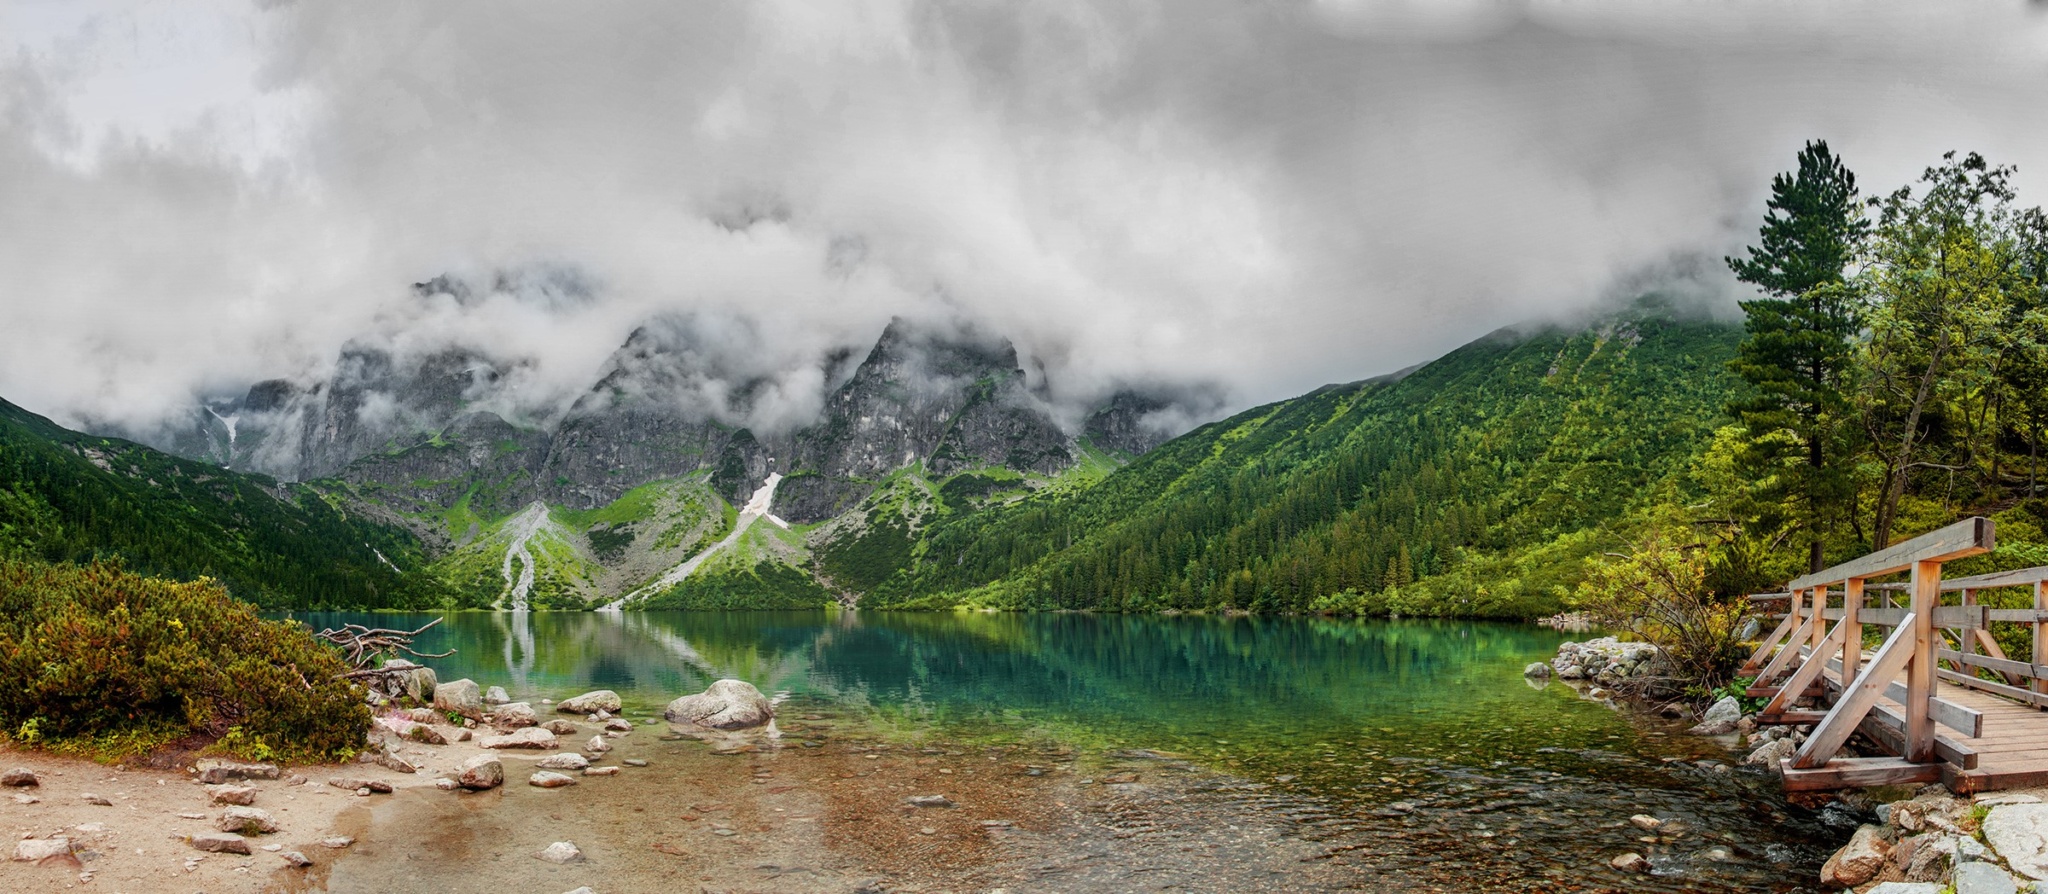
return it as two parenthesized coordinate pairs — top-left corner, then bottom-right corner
(1533, 636), (2048, 893)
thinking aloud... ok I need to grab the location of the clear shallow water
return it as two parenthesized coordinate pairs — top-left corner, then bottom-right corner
(282, 610), (1845, 891)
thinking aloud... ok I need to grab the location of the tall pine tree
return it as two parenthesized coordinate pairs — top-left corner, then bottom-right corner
(1727, 140), (1869, 571)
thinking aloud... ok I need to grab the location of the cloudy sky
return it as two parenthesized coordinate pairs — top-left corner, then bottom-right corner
(4, 0), (2047, 437)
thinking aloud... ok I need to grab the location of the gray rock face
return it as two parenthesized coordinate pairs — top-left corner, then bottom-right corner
(434, 678), (484, 720)
(455, 755), (504, 790)
(1690, 696), (1744, 735)
(664, 679), (775, 730)
(557, 690), (621, 714)
(1985, 803), (2048, 880)
(1821, 825), (1891, 887)
(1954, 861), (2019, 894)
(1083, 391), (1180, 457)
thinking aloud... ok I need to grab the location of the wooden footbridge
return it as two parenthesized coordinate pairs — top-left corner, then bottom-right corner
(1741, 517), (2048, 793)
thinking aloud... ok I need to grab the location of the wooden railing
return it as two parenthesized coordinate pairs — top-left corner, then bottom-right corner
(1738, 518), (1996, 787)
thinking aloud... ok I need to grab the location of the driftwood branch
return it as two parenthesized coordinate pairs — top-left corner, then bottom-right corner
(316, 618), (453, 671)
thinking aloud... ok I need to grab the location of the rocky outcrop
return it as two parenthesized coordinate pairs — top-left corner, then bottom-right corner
(664, 679), (775, 730)
(1550, 637), (1666, 684)
(1813, 790), (2038, 891)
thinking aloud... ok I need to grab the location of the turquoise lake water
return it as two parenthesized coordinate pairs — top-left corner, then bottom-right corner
(283, 610), (1845, 891)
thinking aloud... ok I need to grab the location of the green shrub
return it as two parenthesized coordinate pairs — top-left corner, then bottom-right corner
(0, 558), (370, 762)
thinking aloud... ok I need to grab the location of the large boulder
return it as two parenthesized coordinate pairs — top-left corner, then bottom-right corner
(557, 690), (622, 715)
(664, 679), (774, 730)
(1820, 825), (1891, 888)
(434, 678), (484, 720)
(1689, 696), (1743, 735)
(1984, 803), (2048, 880)
(455, 755), (504, 790)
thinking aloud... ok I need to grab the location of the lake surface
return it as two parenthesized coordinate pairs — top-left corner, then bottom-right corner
(284, 610), (1846, 892)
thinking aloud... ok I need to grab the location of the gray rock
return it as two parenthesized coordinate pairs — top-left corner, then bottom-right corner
(434, 678), (484, 720)
(664, 679), (775, 730)
(216, 806), (279, 835)
(623, 759), (649, 767)
(1745, 737), (1796, 769)
(280, 850), (313, 867)
(1865, 885), (1943, 894)
(557, 690), (622, 714)
(561, 888), (596, 894)
(586, 735), (612, 754)
(536, 753), (591, 771)
(1, 767), (38, 787)
(1985, 804), (2048, 880)
(456, 755), (505, 790)
(208, 785), (258, 806)
(1628, 814), (1662, 830)
(12, 837), (70, 862)
(1690, 696), (1743, 735)
(537, 841), (585, 864)
(480, 727), (557, 750)
(492, 702), (540, 728)
(195, 760), (281, 784)
(320, 837), (355, 849)
(382, 659), (437, 702)
(485, 685), (511, 705)
(907, 794), (955, 808)
(1523, 662), (1551, 678)
(81, 792), (112, 806)
(327, 777), (393, 793)
(190, 833), (252, 855)
(543, 719), (579, 735)
(530, 771), (578, 788)
(1821, 825), (1891, 888)
(583, 766), (620, 777)
(603, 718), (635, 732)
(1956, 862), (2020, 894)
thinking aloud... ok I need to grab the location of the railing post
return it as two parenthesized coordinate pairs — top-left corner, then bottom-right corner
(1812, 585), (1830, 657)
(2036, 581), (2047, 699)
(1842, 579), (1863, 682)
(1908, 560), (1941, 762)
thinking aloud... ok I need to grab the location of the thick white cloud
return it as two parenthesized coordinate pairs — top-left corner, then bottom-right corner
(3, 0), (2046, 435)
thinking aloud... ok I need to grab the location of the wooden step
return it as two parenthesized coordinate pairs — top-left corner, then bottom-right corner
(1780, 757), (1943, 792)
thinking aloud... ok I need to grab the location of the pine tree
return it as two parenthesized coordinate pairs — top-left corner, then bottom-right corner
(1726, 140), (1869, 570)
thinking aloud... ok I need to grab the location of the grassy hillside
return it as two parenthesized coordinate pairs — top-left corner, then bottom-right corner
(0, 398), (447, 609)
(840, 302), (1744, 618)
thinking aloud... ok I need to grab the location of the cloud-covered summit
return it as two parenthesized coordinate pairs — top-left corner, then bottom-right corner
(3, 1), (2046, 439)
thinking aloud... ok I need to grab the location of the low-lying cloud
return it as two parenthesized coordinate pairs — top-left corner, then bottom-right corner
(4, 0), (2046, 440)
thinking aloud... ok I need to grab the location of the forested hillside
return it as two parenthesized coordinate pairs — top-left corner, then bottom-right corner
(839, 301), (1743, 617)
(0, 397), (447, 609)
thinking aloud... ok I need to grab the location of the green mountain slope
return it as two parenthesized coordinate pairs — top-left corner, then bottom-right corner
(842, 302), (1743, 617)
(0, 397), (446, 609)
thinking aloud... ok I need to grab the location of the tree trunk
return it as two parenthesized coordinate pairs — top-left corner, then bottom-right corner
(1874, 340), (1949, 549)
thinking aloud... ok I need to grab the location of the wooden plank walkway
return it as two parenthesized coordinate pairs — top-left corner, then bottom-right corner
(1738, 518), (2048, 793)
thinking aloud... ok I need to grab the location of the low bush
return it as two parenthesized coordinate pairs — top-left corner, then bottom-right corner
(0, 558), (370, 762)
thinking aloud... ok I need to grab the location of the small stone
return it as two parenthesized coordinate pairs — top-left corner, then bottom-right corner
(456, 755), (505, 790)
(583, 766), (620, 777)
(1689, 696), (1743, 735)
(281, 850), (313, 867)
(492, 702), (540, 728)
(2, 768), (40, 787)
(530, 771), (578, 788)
(327, 777), (393, 794)
(586, 735), (611, 754)
(190, 833), (252, 855)
(320, 837), (354, 849)
(1610, 852), (1651, 873)
(1388, 801), (1415, 814)
(194, 760), (281, 784)
(537, 840), (584, 864)
(364, 751), (418, 774)
(485, 685), (510, 705)
(558, 690), (622, 714)
(13, 837), (70, 862)
(1863, 884), (1944, 894)
(208, 785), (258, 806)
(623, 759), (648, 768)
(10, 793), (37, 804)
(604, 718), (635, 732)
(1101, 773), (1138, 784)
(562, 888), (596, 894)
(434, 678), (484, 720)
(543, 719), (579, 736)
(536, 753), (591, 771)
(1523, 662), (1551, 678)
(1629, 814), (1663, 831)
(907, 795), (955, 808)
(216, 806), (279, 835)
(435, 778), (458, 791)
(80, 793), (112, 806)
